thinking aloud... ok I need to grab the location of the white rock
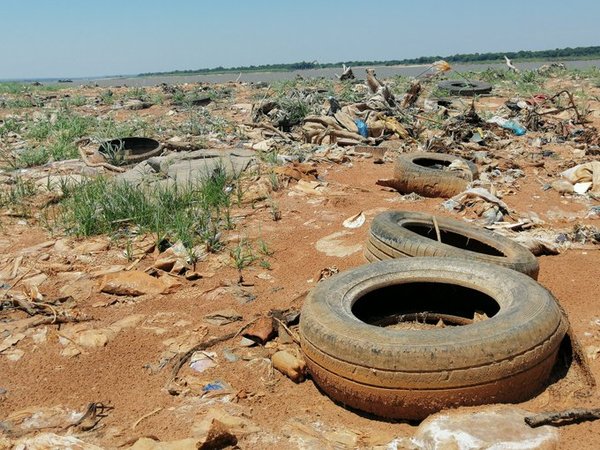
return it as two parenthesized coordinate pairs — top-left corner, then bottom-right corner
(412, 406), (559, 450)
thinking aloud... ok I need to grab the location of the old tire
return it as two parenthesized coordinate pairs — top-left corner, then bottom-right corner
(99, 137), (163, 165)
(365, 210), (539, 279)
(437, 80), (492, 96)
(390, 152), (477, 198)
(300, 258), (567, 420)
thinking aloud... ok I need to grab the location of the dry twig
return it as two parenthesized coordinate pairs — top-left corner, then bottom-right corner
(525, 408), (600, 427)
(273, 317), (301, 345)
(131, 407), (162, 429)
(432, 216), (442, 243)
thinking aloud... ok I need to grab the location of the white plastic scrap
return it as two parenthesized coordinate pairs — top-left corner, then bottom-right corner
(342, 211), (366, 229)
(561, 162), (600, 194)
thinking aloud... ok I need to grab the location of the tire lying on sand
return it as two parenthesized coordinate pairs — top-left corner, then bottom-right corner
(437, 80), (493, 96)
(380, 152), (477, 198)
(99, 137), (163, 165)
(299, 258), (567, 420)
(365, 210), (540, 279)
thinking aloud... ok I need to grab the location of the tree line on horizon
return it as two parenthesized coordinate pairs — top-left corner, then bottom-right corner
(138, 45), (600, 77)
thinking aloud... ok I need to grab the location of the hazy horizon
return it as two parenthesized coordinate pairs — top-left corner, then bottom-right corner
(1, 0), (599, 79)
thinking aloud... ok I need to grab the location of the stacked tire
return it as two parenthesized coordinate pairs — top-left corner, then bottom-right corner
(365, 210), (540, 279)
(299, 209), (566, 420)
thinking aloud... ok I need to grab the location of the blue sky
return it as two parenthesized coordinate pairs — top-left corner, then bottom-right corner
(1, 0), (598, 79)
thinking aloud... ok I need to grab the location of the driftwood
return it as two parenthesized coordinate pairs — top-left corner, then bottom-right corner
(525, 408), (600, 427)
(304, 115), (344, 129)
(336, 64), (355, 81)
(401, 81), (422, 108)
(504, 55), (520, 73)
(3, 313), (91, 335)
(244, 122), (292, 141)
(365, 68), (385, 94)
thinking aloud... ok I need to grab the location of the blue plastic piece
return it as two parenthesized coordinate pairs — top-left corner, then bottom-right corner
(354, 119), (368, 138)
(503, 120), (526, 136)
(202, 382), (224, 392)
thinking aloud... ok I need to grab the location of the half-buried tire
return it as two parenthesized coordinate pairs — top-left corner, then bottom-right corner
(384, 152), (478, 198)
(300, 258), (567, 420)
(437, 80), (493, 96)
(365, 210), (539, 279)
(99, 137), (163, 165)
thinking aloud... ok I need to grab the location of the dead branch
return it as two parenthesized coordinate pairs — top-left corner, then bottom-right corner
(336, 64), (355, 81)
(525, 408), (600, 427)
(530, 90), (586, 124)
(131, 407), (162, 430)
(273, 317), (301, 345)
(9, 313), (92, 334)
(504, 55), (520, 73)
(244, 122), (292, 141)
(2, 267), (33, 295)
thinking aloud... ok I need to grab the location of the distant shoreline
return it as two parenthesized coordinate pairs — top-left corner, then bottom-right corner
(3, 59), (598, 87)
(84, 59), (600, 88)
(2, 44), (599, 83)
(135, 55), (600, 79)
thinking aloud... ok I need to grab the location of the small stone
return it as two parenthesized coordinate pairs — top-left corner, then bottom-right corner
(204, 309), (242, 326)
(243, 316), (275, 344)
(412, 406), (559, 449)
(551, 180), (574, 194)
(272, 351), (306, 383)
(100, 271), (165, 296)
(239, 337), (256, 347)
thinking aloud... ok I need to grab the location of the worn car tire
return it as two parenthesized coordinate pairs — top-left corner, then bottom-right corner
(437, 80), (493, 96)
(300, 258), (567, 420)
(99, 137), (163, 165)
(389, 152), (477, 198)
(365, 210), (539, 278)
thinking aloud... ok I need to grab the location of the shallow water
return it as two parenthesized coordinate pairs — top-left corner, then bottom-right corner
(54, 59), (600, 87)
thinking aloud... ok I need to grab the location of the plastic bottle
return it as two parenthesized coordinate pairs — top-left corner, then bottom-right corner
(502, 120), (526, 136)
(354, 119), (369, 138)
(488, 116), (526, 136)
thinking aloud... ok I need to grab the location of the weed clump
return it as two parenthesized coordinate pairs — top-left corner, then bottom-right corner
(60, 168), (235, 250)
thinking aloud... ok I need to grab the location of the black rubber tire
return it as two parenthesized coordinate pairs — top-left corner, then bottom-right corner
(366, 210), (540, 279)
(99, 137), (163, 165)
(389, 152), (477, 198)
(300, 258), (567, 420)
(437, 80), (493, 96)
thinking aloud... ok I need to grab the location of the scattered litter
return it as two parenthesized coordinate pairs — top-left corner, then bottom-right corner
(561, 161), (600, 195)
(342, 211), (366, 228)
(442, 187), (509, 224)
(203, 309), (242, 326)
(488, 115), (527, 135)
(318, 266), (339, 282)
(189, 351), (217, 373)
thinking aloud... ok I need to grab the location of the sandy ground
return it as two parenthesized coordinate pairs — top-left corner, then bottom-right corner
(0, 77), (599, 448)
